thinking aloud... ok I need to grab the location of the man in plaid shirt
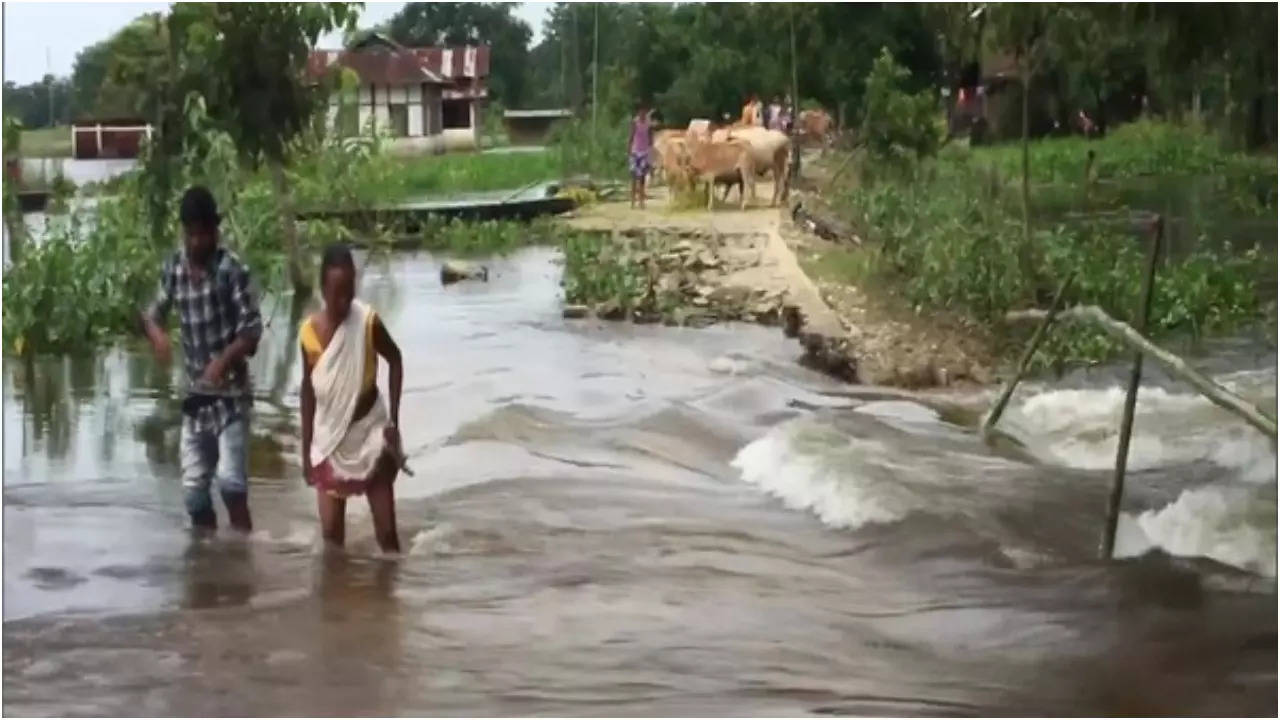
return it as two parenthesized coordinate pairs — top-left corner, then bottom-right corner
(142, 186), (263, 532)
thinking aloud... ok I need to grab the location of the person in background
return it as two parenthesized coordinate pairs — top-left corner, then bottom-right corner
(299, 244), (404, 553)
(627, 102), (654, 210)
(767, 96), (784, 131)
(141, 186), (263, 533)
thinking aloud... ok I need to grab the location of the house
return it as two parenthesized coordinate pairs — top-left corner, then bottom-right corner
(307, 33), (490, 155)
(71, 117), (153, 160)
(502, 109), (574, 146)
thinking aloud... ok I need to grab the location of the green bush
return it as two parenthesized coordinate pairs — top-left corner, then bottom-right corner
(826, 128), (1272, 369)
(861, 47), (941, 170)
(550, 114), (629, 181)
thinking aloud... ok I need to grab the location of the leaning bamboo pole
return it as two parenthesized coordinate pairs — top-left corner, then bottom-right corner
(1005, 305), (1278, 440)
(981, 272), (1075, 440)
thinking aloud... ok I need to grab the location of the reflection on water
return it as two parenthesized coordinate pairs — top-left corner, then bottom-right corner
(3, 247), (1275, 715)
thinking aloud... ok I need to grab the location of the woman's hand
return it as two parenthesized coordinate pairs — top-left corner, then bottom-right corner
(383, 423), (401, 455)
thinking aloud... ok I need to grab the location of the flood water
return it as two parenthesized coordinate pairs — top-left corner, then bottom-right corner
(3, 247), (1276, 715)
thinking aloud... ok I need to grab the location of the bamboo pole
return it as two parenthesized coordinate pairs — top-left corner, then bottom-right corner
(1100, 218), (1162, 558)
(981, 271), (1076, 440)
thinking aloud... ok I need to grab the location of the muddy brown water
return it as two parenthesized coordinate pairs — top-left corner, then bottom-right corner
(4, 247), (1276, 716)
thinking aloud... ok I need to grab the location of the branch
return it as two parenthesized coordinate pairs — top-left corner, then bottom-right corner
(1006, 305), (1277, 439)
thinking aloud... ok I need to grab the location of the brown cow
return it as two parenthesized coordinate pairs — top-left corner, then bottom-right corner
(681, 138), (756, 211)
(720, 126), (792, 207)
(686, 119), (713, 143)
(651, 129), (686, 186)
(658, 137), (694, 205)
(797, 109), (834, 147)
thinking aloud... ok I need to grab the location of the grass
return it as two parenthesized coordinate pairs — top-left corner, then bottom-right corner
(970, 119), (1276, 187)
(392, 150), (560, 199)
(19, 126), (73, 158)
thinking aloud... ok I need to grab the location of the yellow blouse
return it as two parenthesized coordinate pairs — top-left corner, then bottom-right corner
(299, 310), (377, 393)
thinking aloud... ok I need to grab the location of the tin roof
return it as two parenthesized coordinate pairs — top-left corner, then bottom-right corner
(308, 42), (491, 87)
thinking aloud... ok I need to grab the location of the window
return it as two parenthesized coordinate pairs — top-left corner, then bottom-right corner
(442, 100), (471, 129)
(389, 103), (409, 137)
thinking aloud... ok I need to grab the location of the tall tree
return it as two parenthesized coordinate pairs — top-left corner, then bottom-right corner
(167, 2), (360, 295)
(385, 2), (533, 108)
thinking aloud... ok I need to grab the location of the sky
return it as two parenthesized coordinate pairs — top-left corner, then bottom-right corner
(2, 1), (552, 85)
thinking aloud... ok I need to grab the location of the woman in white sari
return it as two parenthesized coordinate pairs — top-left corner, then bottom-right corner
(299, 245), (404, 552)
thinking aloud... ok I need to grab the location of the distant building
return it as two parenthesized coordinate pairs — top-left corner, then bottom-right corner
(71, 118), (153, 160)
(307, 32), (490, 155)
(502, 109), (574, 146)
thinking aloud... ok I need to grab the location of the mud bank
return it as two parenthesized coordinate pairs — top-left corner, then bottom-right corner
(556, 181), (994, 388)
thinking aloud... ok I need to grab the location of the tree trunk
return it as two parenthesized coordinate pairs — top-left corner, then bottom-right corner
(1006, 305), (1278, 439)
(1020, 65), (1030, 249)
(4, 198), (27, 263)
(269, 160), (310, 298)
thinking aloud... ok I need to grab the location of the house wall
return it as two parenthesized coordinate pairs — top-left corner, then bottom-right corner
(321, 78), (481, 154)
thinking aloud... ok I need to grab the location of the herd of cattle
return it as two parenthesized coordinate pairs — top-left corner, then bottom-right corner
(647, 108), (835, 212)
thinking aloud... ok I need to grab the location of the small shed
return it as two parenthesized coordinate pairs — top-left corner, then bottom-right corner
(72, 118), (153, 160)
(502, 109), (574, 146)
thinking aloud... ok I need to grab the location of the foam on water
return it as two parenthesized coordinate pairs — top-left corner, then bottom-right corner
(1114, 484), (1277, 577)
(1003, 385), (1277, 483)
(731, 418), (917, 531)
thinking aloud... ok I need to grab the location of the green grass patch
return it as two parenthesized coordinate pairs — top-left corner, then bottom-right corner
(392, 150), (559, 198)
(19, 126), (72, 158)
(969, 119), (1276, 188)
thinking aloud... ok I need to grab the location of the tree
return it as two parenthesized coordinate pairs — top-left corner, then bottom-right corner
(167, 2), (360, 295)
(987, 2), (1058, 258)
(3, 117), (28, 261)
(386, 2), (533, 108)
(2, 77), (73, 129)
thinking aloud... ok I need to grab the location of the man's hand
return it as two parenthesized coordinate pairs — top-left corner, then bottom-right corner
(150, 333), (172, 366)
(302, 455), (314, 487)
(199, 356), (227, 387)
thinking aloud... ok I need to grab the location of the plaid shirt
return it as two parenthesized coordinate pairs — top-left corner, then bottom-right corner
(148, 245), (263, 432)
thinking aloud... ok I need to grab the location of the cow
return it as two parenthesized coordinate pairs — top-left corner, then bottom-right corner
(680, 138), (756, 212)
(796, 109), (834, 148)
(686, 119), (713, 143)
(651, 129), (687, 186)
(719, 126), (792, 207)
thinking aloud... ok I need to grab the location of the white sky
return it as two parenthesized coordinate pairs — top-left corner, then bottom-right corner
(2, 1), (553, 85)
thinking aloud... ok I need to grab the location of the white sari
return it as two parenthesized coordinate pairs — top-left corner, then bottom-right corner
(309, 300), (391, 480)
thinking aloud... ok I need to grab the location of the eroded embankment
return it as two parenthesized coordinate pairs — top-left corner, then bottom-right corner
(557, 185), (995, 388)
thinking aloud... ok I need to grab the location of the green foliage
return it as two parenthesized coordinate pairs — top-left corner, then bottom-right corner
(169, 2), (360, 166)
(394, 150), (560, 197)
(1, 93), (406, 356)
(827, 122), (1273, 369)
(525, 3), (940, 127)
(2, 182), (161, 355)
(974, 119), (1277, 187)
(559, 231), (647, 311)
(550, 114), (628, 181)
(861, 47), (941, 168)
(1, 77), (74, 130)
(418, 217), (558, 256)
